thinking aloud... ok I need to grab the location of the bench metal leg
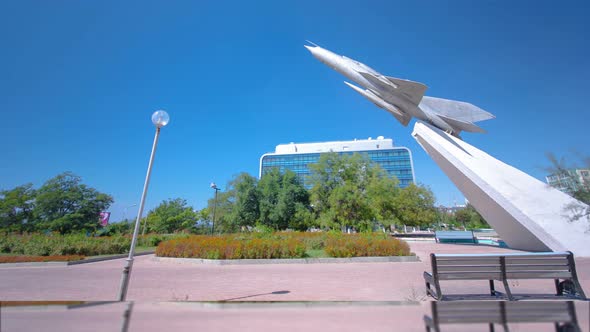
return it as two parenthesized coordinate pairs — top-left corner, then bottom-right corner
(555, 279), (563, 296)
(424, 271), (443, 300)
(499, 257), (515, 301)
(489, 280), (497, 296)
(501, 279), (514, 301)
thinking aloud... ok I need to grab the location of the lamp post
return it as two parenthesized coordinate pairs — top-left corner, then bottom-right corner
(210, 182), (220, 234)
(118, 110), (169, 302)
(123, 204), (137, 222)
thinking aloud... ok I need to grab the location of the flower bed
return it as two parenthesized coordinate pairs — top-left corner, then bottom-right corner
(156, 232), (410, 259)
(156, 234), (306, 259)
(324, 233), (410, 257)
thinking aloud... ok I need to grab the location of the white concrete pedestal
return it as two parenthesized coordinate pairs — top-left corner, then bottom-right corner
(412, 122), (590, 256)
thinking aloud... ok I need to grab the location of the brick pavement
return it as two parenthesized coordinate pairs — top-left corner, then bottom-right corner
(1, 241), (589, 331)
(0, 241), (588, 302)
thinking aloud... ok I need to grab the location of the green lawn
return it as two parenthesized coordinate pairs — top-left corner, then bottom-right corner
(305, 249), (328, 258)
(82, 246), (156, 260)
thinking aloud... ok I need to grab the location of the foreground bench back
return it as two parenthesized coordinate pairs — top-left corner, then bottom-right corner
(424, 301), (581, 332)
(424, 252), (587, 300)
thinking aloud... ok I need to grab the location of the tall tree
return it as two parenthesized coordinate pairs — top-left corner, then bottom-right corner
(309, 153), (401, 231)
(145, 198), (197, 233)
(0, 183), (36, 232)
(228, 173), (260, 228)
(391, 183), (437, 228)
(258, 169), (309, 230)
(34, 172), (113, 234)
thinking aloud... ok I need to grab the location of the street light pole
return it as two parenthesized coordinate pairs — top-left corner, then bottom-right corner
(118, 110), (169, 302)
(210, 182), (220, 234)
(123, 204), (137, 222)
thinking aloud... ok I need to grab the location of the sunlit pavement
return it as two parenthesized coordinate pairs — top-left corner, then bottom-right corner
(1, 241), (589, 331)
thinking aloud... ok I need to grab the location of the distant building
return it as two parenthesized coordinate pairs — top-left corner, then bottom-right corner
(259, 136), (415, 188)
(546, 169), (590, 195)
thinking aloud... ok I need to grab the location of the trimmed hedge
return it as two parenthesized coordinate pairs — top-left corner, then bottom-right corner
(156, 232), (410, 259)
(0, 233), (130, 256)
(324, 233), (410, 257)
(0, 255), (85, 263)
(156, 234), (306, 259)
(0, 233), (189, 257)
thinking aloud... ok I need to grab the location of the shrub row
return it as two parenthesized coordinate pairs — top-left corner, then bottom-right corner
(0, 255), (85, 263)
(324, 233), (410, 257)
(137, 233), (189, 247)
(156, 232), (410, 259)
(156, 234), (307, 259)
(0, 233), (131, 256)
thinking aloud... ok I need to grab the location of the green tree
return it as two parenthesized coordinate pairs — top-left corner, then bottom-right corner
(258, 168), (281, 228)
(276, 171), (309, 230)
(227, 173), (259, 229)
(391, 184), (436, 228)
(546, 153), (590, 227)
(0, 183), (37, 233)
(34, 172), (113, 234)
(258, 168), (309, 230)
(367, 171), (401, 229)
(145, 198), (198, 233)
(454, 204), (490, 229)
(206, 184), (238, 233)
(309, 153), (399, 232)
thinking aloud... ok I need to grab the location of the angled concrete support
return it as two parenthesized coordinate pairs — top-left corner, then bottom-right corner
(412, 122), (590, 256)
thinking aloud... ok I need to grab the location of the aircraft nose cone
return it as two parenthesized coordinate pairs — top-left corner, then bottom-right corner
(304, 45), (315, 53)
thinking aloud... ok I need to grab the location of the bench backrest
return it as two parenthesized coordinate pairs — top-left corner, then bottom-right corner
(431, 252), (573, 281)
(435, 231), (474, 240)
(431, 301), (576, 325)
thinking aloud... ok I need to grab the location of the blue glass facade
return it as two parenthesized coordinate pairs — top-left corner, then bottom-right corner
(260, 148), (414, 189)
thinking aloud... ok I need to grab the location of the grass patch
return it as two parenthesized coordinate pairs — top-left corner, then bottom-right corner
(305, 249), (328, 258)
(0, 255), (85, 263)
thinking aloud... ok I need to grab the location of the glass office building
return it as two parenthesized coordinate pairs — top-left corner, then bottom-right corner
(259, 136), (415, 188)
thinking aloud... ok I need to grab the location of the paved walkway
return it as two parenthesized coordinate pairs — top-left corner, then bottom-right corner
(1, 241), (589, 331)
(1, 241), (588, 302)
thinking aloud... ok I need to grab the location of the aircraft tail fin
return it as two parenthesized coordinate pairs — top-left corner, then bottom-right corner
(419, 96), (495, 123)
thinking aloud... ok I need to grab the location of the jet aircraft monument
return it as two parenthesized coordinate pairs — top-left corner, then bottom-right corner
(305, 42), (495, 137)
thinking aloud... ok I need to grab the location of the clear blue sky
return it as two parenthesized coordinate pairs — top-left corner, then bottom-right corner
(1, 1), (589, 222)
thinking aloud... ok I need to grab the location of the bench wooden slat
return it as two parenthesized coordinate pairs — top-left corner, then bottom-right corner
(505, 260), (569, 266)
(438, 316), (504, 324)
(505, 271), (572, 279)
(437, 265), (501, 272)
(438, 272), (503, 280)
(504, 265), (570, 271)
(505, 302), (569, 311)
(436, 258), (499, 265)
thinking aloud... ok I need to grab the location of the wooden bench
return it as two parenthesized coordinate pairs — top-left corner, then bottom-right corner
(434, 230), (475, 244)
(424, 301), (582, 332)
(423, 252), (587, 301)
